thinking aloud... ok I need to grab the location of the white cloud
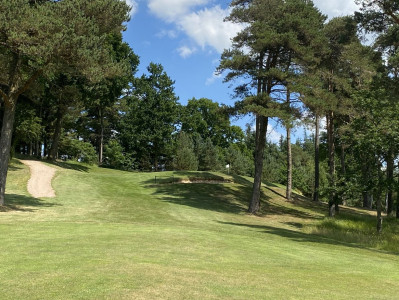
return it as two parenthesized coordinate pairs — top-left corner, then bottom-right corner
(148, 0), (211, 22)
(177, 46), (197, 58)
(147, 1), (243, 54)
(205, 71), (222, 85)
(313, 0), (360, 19)
(178, 6), (244, 53)
(157, 29), (178, 39)
(267, 124), (283, 144)
(125, 0), (138, 17)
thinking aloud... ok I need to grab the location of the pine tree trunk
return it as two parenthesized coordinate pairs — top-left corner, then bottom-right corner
(363, 191), (369, 208)
(327, 111), (336, 217)
(313, 114), (320, 202)
(386, 150), (394, 215)
(286, 125), (292, 201)
(0, 99), (17, 205)
(248, 115), (268, 214)
(340, 144), (346, 206)
(99, 108), (104, 165)
(377, 190), (383, 233)
(48, 105), (66, 161)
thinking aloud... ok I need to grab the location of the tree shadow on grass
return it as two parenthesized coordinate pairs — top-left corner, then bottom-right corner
(46, 160), (90, 172)
(0, 194), (61, 212)
(145, 173), (266, 214)
(219, 221), (399, 256)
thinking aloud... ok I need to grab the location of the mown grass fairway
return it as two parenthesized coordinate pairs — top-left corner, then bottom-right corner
(1, 159), (399, 299)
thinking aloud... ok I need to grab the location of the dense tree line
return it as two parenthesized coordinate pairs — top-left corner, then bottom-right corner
(1, 0), (399, 233)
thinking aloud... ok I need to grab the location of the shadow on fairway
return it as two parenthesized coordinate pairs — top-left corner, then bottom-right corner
(47, 160), (90, 172)
(146, 173), (261, 214)
(0, 194), (61, 212)
(219, 221), (398, 256)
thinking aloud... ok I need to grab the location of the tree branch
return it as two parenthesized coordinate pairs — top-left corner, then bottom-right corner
(16, 69), (43, 97)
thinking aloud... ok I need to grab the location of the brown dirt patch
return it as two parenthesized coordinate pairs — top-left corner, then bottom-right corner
(21, 160), (56, 198)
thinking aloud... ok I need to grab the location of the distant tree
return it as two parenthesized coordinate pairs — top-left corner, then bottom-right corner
(181, 98), (232, 148)
(120, 63), (179, 170)
(173, 132), (198, 171)
(199, 137), (222, 171)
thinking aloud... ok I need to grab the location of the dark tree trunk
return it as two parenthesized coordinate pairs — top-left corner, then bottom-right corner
(340, 144), (346, 206)
(99, 107), (104, 165)
(248, 115), (268, 214)
(0, 100), (17, 205)
(48, 105), (66, 161)
(377, 190), (383, 233)
(327, 111), (336, 217)
(363, 191), (369, 208)
(313, 114), (320, 202)
(286, 125), (292, 201)
(386, 150), (394, 215)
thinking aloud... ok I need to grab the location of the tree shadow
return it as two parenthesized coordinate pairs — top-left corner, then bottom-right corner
(218, 221), (399, 256)
(47, 160), (90, 172)
(0, 194), (61, 212)
(145, 173), (267, 214)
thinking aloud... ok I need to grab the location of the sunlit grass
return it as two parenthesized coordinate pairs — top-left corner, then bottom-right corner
(1, 159), (399, 299)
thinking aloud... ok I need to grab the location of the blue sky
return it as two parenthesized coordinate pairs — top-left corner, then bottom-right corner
(122, 0), (361, 142)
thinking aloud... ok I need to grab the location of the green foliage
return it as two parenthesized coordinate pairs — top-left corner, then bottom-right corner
(225, 144), (251, 176)
(120, 63), (179, 170)
(59, 135), (97, 164)
(173, 132), (198, 171)
(198, 137), (223, 171)
(181, 98), (233, 148)
(103, 139), (134, 170)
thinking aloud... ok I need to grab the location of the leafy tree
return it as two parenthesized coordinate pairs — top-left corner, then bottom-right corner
(198, 137), (222, 171)
(103, 139), (134, 170)
(82, 34), (139, 164)
(173, 132), (198, 171)
(218, 0), (326, 213)
(181, 98), (232, 148)
(120, 63), (179, 170)
(0, 0), (131, 205)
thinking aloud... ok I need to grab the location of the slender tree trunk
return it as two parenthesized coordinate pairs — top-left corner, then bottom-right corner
(0, 99), (17, 205)
(363, 191), (369, 208)
(377, 190), (383, 233)
(397, 161), (399, 219)
(314, 114), (320, 202)
(286, 125), (292, 201)
(340, 144), (346, 206)
(286, 89), (292, 201)
(48, 105), (66, 161)
(327, 111), (336, 217)
(99, 107), (104, 165)
(248, 115), (268, 214)
(386, 149), (394, 215)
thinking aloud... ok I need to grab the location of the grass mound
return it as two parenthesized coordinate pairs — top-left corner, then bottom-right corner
(1, 159), (399, 299)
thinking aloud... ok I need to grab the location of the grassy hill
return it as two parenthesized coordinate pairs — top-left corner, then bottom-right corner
(1, 159), (399, 299)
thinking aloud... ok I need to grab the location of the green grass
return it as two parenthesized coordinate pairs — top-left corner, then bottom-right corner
(1, 159), (399, 299)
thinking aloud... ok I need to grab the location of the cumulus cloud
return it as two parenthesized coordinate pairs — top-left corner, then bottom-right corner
(177, 46), (197, 58)
(147, 1), (243, 54)
(178, 6), (244, 53)
(313, 0), (360, 18)
(148, 0), (211, 22)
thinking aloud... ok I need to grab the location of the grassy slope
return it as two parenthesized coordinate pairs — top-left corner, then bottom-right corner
(1, 159), (399, 299)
